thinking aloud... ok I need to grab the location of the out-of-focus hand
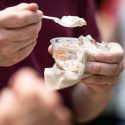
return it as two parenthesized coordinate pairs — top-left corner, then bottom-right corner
(82, 42), (124, 93)
(0, 68), (71, 125)
(0, 3), (42, 66)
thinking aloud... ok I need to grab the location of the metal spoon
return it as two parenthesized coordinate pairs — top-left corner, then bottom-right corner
(43, 15), (86, 27)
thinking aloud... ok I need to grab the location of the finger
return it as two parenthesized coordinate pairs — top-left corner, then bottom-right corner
(12, 38), (37, 52)
(0, 89), (16, 124)
(23, 3), (38, 12)
(48, 45), (53, 55)
(5, 3), (38, 12)
(2, 38), (37, 54)
(0, 40), (37, 66)
(85, 61), (124, 76)
(95, 42), (124, 63)
(0, 10), (42, 28)
(82, 75), (118, 87)
(82, 75), (118, 92)
(10, 41), (37, 65)
(1, 21), (41, 42)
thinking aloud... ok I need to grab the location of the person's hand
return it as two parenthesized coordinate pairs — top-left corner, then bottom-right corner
(0, 3), (42, 66)
(82, 42), (124, 93)
(0, 68), (71, 125)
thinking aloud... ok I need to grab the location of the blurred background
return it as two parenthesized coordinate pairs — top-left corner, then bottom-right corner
(76, 0), (125, 125)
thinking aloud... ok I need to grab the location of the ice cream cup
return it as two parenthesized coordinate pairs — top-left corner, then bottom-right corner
(50, 37), (83, 61)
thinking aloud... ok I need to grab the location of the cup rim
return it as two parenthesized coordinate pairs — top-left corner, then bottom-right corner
(50, 37), (83, 51)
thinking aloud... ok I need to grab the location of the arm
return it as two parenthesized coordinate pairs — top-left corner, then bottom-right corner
(68, 42), (124, 123)
(67, 1), (124, 122)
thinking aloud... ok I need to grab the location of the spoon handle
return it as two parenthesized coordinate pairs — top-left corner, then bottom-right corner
(43, 15), (59, 22)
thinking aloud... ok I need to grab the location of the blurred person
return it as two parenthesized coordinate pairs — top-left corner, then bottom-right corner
(95, 0), (121, 42)
(114, 0), (125, 124)
(0, 67), (71, 125)
(95, 0), (125, 125)
(0, 1), (124, 125)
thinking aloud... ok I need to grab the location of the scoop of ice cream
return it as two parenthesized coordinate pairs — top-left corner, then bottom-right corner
(60, 16), (86, 27)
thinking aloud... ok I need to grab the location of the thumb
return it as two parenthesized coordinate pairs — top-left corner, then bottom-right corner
(21, 3), (38, 12)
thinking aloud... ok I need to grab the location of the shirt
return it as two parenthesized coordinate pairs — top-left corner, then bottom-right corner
(0, 0), (100, 90)
(0, 2), (100, 123)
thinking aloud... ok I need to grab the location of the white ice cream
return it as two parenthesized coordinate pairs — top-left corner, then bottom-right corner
(60, 16), (86, 27)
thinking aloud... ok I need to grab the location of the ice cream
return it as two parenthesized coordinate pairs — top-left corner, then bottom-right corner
(60, 16), (86, 27)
